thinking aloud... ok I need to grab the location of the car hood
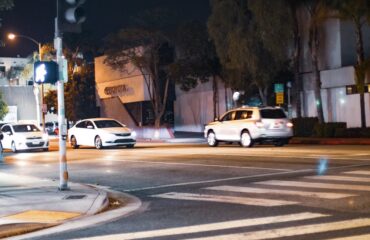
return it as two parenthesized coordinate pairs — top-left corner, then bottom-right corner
(99, 127), (132, 134)
(15, 132), (44, 138)
(206, 121), (219, 126)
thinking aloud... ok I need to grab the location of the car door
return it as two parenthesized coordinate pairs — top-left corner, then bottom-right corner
(1, 125), (13, 149)
(85, 121), (97, 146)
(234, 110), (254, 139)
(218, 111), (236, 141)
(74, 121), (88, 146)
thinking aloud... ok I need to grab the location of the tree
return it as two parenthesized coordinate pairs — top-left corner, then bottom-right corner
(208, 0), (292, 105)
(0, 91), (8, 120)
(305, 0), (327, 124)
(326, 0), (369, 128)
(104, 9), (175, 129)
(171, 20), (222, 119)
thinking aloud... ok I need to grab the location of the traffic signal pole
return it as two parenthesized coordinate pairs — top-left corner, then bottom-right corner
(55, 2), (69, 190)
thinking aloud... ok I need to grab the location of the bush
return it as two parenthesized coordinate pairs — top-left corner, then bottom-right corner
(292, 117), (319, 137)
(313, 122), (347, 137)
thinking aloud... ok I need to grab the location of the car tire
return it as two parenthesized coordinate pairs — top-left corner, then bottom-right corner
(11, 141), (17, 153)
(43, 148), (49, 152)
(274, 140), (286, 147)
(70, 136), (79, 149)
(95, 136), (103, 150)
(126, 144), (135, 148)
(240, 131), (253, 148)
(207, 131), (218, 147)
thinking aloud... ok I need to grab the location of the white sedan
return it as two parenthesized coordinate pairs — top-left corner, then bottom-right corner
(68, 118), (136, 149)
(1, 123), (49, 152)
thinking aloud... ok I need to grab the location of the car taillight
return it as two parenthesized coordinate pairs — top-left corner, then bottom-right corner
(255, 122), (264, 128)
(286, 122), (293, 128)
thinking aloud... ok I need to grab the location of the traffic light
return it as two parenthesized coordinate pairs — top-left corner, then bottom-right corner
(34, 61), (59, 85)
(58, 0), (86, 33)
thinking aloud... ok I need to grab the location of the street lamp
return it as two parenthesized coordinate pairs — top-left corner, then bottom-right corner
(8, 33), (45, 132)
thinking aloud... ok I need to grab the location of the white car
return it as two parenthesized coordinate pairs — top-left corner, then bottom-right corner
(1, 123), (49, 152)
(204, 106), (293, 147)
(68, 118), (136, 149)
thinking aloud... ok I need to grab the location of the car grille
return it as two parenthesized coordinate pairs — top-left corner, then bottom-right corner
(26, 137), (42, 140)
(114, 139), (135, 143)
(115, 133), (131, 137)
(26, 141), (45, 147)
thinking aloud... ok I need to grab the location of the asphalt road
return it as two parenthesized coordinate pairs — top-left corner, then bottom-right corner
(3, 142), (370, 239)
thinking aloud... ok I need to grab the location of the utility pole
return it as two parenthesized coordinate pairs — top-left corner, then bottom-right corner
(55, 0), (68, 190)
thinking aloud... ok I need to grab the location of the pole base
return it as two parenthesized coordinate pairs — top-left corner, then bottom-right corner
(58, 186), (70, 191)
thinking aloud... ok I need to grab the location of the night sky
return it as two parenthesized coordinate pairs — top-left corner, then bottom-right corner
(0, 0), (210, 57)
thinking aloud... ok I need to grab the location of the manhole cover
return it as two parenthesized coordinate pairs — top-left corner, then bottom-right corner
(64, 195), (86, 200)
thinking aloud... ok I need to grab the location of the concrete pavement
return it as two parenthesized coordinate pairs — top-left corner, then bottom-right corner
(0, 172), (108, 239)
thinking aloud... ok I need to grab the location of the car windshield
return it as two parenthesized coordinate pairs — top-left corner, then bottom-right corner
(13, 124), (40, 132)
(94, 120), (123, 128)
(260, 109), (286, 119)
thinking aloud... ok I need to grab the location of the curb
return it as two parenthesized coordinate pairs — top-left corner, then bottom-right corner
(8, 187), (142, 240)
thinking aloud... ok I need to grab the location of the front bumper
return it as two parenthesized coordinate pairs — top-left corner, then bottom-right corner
(17, 140), (49, 150)
(104, 138), (136, 146)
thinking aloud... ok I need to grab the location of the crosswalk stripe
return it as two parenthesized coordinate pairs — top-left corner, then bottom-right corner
(206, 185), (356, 199)
(82, 212), (327, 240)
(327, 233), (370, 240)
(345, 170), (370, 175)
(306, 175), (370, 182)
(256, 180), (370, 191)
(151, 192), (297, 206)
(186, 218), (370, 240)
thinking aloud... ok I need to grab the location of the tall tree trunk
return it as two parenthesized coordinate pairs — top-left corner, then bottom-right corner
(224, 83), (228, 111)
(354, 20), (366, 129)
(212, 75), (219, 119)
(291, 4), (303, 118)
(258, 86), (268, 106)
(309, 23), (324, 124)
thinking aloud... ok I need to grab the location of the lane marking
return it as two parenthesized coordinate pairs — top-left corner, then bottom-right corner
(104, 159), (290, 171)
(82, 212), (327, 240)
(345, 170), (370, 175)
(151, 192), (297, 206)
(187, 218), (370, 240)
(123, 163), (370, 192)
(306, 175), (370, 183)
(256, 180), (370, 192)
(206, 185), (356, 199)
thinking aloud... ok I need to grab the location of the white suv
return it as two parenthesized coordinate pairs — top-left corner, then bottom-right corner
(204, 106), (293, 147)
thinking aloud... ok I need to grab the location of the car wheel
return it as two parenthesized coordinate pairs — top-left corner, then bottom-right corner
(274, 140), (286, 147)
(70, 136), (79, 149)
(95, 136), (103, 149)
(207, 131), (218, 147)
(43, 148), (49, 152)
(240, 131), (253, 148)
(126, 144), (135, 148)
(11, 141), (17, 153)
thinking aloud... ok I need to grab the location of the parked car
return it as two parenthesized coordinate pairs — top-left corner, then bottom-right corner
(0, 123), (49, 152)
(45, 121), (58, 135)
(204, 106), (293, 147)
(68, 118), (136, 149)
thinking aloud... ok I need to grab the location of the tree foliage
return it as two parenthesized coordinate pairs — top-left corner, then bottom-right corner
(0, 90), (8, 120)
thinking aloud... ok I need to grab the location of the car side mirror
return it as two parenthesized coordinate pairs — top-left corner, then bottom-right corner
(5, 131), (12, 135)
(214, 117), (219, 122)
(87, 125), (94, 129)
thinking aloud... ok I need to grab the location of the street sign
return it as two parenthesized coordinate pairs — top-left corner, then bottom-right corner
(274, 83), (284, 93)
(276, 92), (284, 104)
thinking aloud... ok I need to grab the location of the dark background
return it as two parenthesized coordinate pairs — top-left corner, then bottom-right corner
(0, 0), (210, 57)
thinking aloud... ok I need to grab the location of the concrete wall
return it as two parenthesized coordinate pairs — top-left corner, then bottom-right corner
(174, 77), (231, 133)
(0, 86), (37, 122)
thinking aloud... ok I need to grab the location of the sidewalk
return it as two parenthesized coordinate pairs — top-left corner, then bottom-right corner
(0, 172), (108, 239)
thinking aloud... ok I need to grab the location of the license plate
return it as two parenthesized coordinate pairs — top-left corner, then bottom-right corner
(32, 141), (40, 145)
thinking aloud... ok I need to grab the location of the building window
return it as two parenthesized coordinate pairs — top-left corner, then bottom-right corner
(346, 85), (370, 95)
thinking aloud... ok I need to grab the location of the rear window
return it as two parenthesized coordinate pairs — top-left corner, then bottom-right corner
(260, 109), (286, 119)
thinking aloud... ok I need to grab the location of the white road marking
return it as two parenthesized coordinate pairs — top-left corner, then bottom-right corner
(151, 192), (297, 206)
(106, 159), (290, 171)
(306, 175), (370, 182)
(256, 180), (370, 192)
(206, 185), (356, 199)
(187, 218), (370, 240)
(345, 170), (370, 175)
(80, 212), (327, 240)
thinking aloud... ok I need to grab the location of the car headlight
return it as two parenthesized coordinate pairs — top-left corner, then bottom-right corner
(131, 131), (137, 138)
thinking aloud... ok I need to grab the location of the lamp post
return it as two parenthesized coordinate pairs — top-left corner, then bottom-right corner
(8, 33), (45, 132)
